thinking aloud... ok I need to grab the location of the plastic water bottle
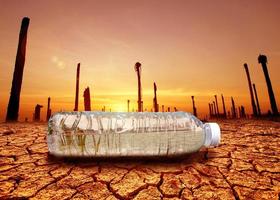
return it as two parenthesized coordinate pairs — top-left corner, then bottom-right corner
(47, 111), (220, 157)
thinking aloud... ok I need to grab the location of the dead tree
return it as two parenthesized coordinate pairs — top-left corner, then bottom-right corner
(134, 62), (143, 112)
(214, 95), (220, 117)
(238, 106), (241, 118)
(258, 54), (279, 115)
(74, 63), (80, 111)
(231, 97), (237, 118)
(208, 103), (212, 118)
(191, 96), (197, 117)
(83, 87), (91, 111)
(46, 97), (51, 121)
(252, 83), (261, 116)
(34, 104), (43, 121)
(6, 17), (30, 122)
(213, 101), (217, 117)
(153, 82), (159, 112)
(210, 103), (214, 118)
(221, 94), (226, 118)
(241, 106), (246, 118)
(243, 63), (258, 117)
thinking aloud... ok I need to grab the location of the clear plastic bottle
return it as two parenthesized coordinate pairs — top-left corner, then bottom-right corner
(47, 111), (220, 157)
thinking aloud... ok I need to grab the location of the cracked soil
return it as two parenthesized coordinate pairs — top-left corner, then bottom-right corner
(0, 120), (279, 199)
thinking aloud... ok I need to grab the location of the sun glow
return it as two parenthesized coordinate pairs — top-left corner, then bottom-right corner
(0, 1), (280, 121)
(110, 104), (127, 112)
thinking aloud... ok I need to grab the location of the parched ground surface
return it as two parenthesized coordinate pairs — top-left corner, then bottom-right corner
(0, 120), (279, 200)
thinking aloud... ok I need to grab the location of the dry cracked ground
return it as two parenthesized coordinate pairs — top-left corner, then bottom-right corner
(0, 120), (279, 200)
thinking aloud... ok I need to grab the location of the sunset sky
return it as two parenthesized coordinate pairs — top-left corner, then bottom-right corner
(1, 0), (280, 121)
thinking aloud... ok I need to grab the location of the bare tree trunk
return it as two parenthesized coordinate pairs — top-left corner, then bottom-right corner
(252, 83), (261, 116)
(74, 63), (80, 111)
(83, 87), (91, 111)
(153, 82), (159, 112)
(6, 17), (30, 122)
(191, 96), (197, 117)
(258, 55), (279, 115)
(243, 63), (258, 117)
(221, 94), (226, 118)
(46, 97), (51, 121)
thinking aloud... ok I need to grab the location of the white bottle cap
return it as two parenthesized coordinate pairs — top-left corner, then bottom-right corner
(203, 123), (221, 147)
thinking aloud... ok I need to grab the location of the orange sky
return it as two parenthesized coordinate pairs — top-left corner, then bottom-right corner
(0, 0), (280, 121)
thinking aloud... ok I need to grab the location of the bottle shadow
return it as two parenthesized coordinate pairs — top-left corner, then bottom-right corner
(47, 149), (207, 165)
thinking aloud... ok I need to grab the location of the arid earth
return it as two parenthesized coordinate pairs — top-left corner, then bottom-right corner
(0, 120), (279, 200)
